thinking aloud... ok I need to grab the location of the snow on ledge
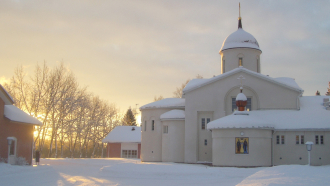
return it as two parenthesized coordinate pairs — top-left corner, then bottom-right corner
(4, 105), (42, 125)
(160, 110), (185, 120)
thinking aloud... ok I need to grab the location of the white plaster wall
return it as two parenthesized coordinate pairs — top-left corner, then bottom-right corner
(161, 120), (185, 162)
(197, 112), (213, 162)
(220, 48), (261, 74)
(141, 108), (184, 162)
(184, 71), (300, 163)
(273, 131), (330, 166)
(212, 129), (272, 167)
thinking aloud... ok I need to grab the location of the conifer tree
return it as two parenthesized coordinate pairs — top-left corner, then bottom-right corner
(122, 107), (136, 126)
(326, 82), (330, 96)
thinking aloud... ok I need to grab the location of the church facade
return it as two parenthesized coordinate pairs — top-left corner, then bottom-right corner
(140, 11), (330, 166)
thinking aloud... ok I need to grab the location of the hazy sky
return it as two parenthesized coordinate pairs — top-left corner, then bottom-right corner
(0, 0), (329, 114)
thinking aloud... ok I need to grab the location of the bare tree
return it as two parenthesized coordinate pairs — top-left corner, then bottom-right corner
(4, 62), (121, 158)
(173, 74), (203, 98)
(154, 95), (164, 101)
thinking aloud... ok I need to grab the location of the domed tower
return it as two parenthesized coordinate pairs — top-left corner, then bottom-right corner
(219, 3), (262, 74)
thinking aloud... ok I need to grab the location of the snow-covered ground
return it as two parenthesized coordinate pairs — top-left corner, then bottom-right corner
(0, 158), (329, 186)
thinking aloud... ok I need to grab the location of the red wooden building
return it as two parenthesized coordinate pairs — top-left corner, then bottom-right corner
(0, 85), (42, 165)
(102, 126), (141, 159)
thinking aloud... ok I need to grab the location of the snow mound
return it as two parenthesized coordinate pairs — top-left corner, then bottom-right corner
(160, 109), (185, 120)
(236, 93), (247, 101)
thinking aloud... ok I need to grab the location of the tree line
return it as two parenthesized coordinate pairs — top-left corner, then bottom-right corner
(4, 62), (125, 158)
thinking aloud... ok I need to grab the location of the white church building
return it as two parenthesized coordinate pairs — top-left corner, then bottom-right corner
(140, 8), (330, 167)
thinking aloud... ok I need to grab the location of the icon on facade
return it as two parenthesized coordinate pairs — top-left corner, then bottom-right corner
(235, 137), (249, 154)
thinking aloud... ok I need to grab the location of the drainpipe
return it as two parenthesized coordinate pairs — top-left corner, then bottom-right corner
(272, 130), (276, 166)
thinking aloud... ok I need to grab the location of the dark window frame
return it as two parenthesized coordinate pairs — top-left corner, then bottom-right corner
(152, 120), (155, 131)
(201, 118), (205, 130)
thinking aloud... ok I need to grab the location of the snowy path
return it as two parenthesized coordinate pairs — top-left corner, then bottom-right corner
(0, 158), (329, 186)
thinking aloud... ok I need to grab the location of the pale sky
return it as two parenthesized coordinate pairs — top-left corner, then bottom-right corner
(0, 0), (329, 114)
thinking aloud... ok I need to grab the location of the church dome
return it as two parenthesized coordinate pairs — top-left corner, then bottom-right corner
(220, 28), (260, 52)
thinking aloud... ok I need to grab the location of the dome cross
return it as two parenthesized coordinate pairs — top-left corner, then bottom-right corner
(238, 3), (243, 29)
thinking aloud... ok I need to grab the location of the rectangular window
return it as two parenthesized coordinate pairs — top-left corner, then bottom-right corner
(232, 98), (252, 112)
(132, 150), (137, 158)
(163, 126), (168, 134)
(122, 150), (137, 158)
(204, 139), (207, 146)
(207, 118), (211, 124)
(315, 135), (319, 145)
(144, 121), (147, 131)
(296, 135), (299, 144)
(239, 57), (243, 66)
(281, 135), (285, 144)
(122, 150), (128, 158)
(301, 135), (304, 144)
(128, 150), (132, 158)
(257, 59), (259, 72)
(201, 118), (205, 130)
(276, 135), (280, 144)
(9, 141), (15, 155)
(246, 98), (252, 111)
(320, 135), (324, 144)
(152, 120), (155, 131)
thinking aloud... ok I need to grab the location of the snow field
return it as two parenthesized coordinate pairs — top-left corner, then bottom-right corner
(0, 158), (329, 186)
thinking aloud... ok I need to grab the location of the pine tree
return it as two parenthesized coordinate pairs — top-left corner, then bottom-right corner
(122, 107), (136, 126)
(326, 82), (330, 96)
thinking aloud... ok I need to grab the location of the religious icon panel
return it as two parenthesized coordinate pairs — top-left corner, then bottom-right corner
(235, 137), (249, 154)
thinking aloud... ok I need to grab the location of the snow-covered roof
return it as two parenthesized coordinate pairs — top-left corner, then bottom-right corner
(220, 28), (261, 52)
(102, 126), (141, 143)
(183, 67), (304, 94)
(4, 105), (42, 125)
(0, 84), (14, 105)
(208, 96), (330, 130)
(160, 109), (185, 120)
(274, 77), (301, 90)
(140, 98), (185, 110)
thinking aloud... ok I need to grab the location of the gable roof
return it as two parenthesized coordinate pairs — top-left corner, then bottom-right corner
(183, 67), (304, 94)
(0, 84), (14, 105)
(140, 98), (185, 110)
(4, 105), (42, 125)
(102, 126), (141, 143)
(207, 96), (330, 130)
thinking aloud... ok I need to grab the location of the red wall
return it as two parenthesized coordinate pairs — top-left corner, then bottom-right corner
(106, 143), (141, 159)
(0, 98), (34, 165)
(107, 143), (121, 158)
